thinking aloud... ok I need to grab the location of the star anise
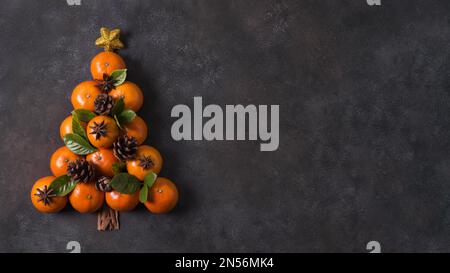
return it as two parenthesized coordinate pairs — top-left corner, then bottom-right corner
(139, 156), (154, 169)
(95, 73), (117, 92)
(89, 120), (107, 140)
(34, 185), (56, 206)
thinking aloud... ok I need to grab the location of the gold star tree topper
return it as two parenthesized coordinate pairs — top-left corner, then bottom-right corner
(95, 27), (124, 51)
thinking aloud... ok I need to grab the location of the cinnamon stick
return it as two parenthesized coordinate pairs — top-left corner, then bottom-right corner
(97, 205), (119, 231)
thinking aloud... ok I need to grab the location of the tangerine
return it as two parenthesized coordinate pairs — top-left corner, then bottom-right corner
(123, 116), (148, 145)
(86, 149), (119, 177)
(50, 146), (82, 177)
(69, 182), (104, 213)
(90, 51), (126, 80)
(71, 81), (102, 111)
(105, 190), (139, 212)
(59, 115), (86, 140)
(87, 116), (120, 149)
(144, 177), (178, 214)
(30, 176), (67, 213)
(126, 145), (163, 181)
(109, 81), (144, 112)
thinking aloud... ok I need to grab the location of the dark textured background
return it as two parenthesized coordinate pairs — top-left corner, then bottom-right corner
(1, 0), (450, 253)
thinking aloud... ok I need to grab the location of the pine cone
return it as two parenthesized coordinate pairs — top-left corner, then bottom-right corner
(67, 159), (95, 183)
(94, 94), (114, 115)
(95, 176), (112, 192)
(113, 135), (138, 161)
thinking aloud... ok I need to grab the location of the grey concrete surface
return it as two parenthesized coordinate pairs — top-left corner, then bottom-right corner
(1, 0), (450, 252)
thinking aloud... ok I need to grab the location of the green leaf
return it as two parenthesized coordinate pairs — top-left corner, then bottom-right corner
(49, 175), (77, 196)
(113, 114), (123, 129)
(139, 184), (148, 203)
(110, 69), (127, 86)
(110, 173), (141, 194)
(71, 115), (87, 140)
(63, 133), (97, 155)
(72, 109), (96, 123)
(111, 98), (124, 116)
(139, 172), (157, 203)
(144, 172), (157, 188)
(112, 162), (126, 175)
(117, 109), (136, 126)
